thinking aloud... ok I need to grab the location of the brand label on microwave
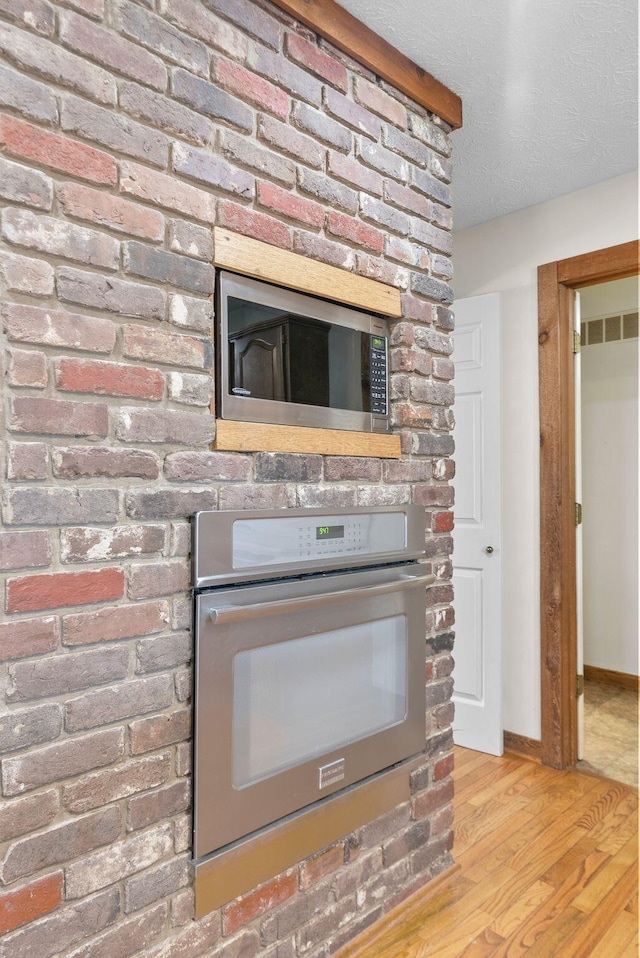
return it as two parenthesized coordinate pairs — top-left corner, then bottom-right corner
(318, 758), (345, 790)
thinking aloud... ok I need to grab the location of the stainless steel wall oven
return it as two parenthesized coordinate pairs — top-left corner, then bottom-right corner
(217, 272), (390, 433)
(192, 505), (431, 862)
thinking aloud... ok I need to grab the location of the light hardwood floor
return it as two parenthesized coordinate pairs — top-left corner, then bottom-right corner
(337, 748), (639, 957)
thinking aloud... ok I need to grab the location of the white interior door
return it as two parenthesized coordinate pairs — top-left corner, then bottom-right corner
(452, 293), (502, 755)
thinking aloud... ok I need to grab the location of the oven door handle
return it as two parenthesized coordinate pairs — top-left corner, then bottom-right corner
(207, 572), (434, 624)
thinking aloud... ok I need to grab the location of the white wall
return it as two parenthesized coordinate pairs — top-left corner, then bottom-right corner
(453, 171), (639, 740)
(581, 338), (638, 675)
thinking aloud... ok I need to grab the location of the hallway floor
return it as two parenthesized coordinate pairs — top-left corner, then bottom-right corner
(578, 678), (638, 787)
(336, 747), (638, 958)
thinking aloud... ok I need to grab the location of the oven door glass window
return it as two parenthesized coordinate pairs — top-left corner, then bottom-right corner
(232, 615), (406, 788)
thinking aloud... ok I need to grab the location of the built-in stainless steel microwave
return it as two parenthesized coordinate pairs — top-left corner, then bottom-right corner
(217, 272), (389, 433)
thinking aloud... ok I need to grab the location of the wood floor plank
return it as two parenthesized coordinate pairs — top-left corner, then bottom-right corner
(590, 790), (639, 853)
(414, 910), (496, 957)
(335, 748), (639, 958)
(575, 782), (633, 829)
(489, 879), (556, 938)
(558, 862), (639, 957)
(572, 834), (638, 913)
(587, 908), (639, 956)
(495, 905), (586, 958)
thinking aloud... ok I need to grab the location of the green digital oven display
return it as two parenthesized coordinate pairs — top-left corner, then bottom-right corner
(372, 337), (384, 350)
(316, 525), (345, 540)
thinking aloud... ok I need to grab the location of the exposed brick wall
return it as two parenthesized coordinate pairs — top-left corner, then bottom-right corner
(0, 0), (456, 955)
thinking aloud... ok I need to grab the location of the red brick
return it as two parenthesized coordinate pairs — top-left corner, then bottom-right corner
(63, 600), (169, 646)
(218, 200), (292, 249)
(65, 824), (172, 899)
(353, 76), (407, 127)
(0, 115), (117, 185)
(223, 871), (297, 935)
(249, 42), (322, 104)
(327, 151), (383, 196)
(6, 484), (119, 530)
(0, 789), (59, 844)
(285, 32), (347, 91)
(9, 396), (108, 438)
(116, 406), (214, 446)
(0, 250), (54, 297)
(433, 511), (454, 533)
(120, 161), (216, 224)
(356, 253), (407, 289)
(123, 325), (213, 369)
(411, 777), (454, 820)
(0, 21), (117, 107)
(115, 2), (208, 75)
(7, 348), (48, 388)
(63, 752), (171, 813)
(434, 752), (454, 782)
(220, 129), (295, 187)
(59, 9), (167, 90)
(125, 855), (189, 914)
(4, 303), (116, 354)
(57, 181), (165, 241)
(293, 230), (355, 271)
(61, 525), (165, 563)
(52, 446), (160, 480)
(7, 568), (124, 613)
(324, 86), (380, 139)
(384, 179), (433, 219)
(129, 709), (191, 754)
(0, 872), (63, 935)
(167, 371), (211, 406)
(127, 562), (189, 600)
(65, 0), (104, 18)
(386, 236), (417, 267)
(390, 347), (432, 376)
(164, 451), (251, 482)
(126, 779), (190, 832)
(326, 211), (384, 254)
(299, 845), (344, 890)
(214, 56), (288, 119)
(55, 358), (164, 400)
(1, 207), (119, 269)
(0, 807), (122, 885)
(0, 616), (58, 662)
(0, 155), (53, 210)
(0, 0), (55, 36)
(0, 530), (51, 571)
(257, 113), (323, 169)
(168, 293), (213, 334)
(257, 181), (324, 228)
(0, 888), (119, 958)
(158, 0), (248, 62)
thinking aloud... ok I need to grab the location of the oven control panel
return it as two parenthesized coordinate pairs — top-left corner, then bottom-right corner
(232, 512), (405, 568)
(193, 505), (426, 588)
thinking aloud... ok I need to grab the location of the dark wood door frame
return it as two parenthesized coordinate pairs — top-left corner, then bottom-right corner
(538, 240), (639, 769)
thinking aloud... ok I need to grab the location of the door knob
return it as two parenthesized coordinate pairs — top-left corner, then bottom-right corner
(485, 546), (494, 554)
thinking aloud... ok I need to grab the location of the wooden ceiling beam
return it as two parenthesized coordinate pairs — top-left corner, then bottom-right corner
(269, 0), (463, 129)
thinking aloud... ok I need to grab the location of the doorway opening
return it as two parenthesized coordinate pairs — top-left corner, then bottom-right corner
(537, 240), (639, 770)
(576, 278), (638, 786)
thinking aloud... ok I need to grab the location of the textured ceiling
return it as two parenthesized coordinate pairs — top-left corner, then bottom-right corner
(338, 0), (639, 231)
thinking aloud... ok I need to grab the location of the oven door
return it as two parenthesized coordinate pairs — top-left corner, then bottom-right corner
(194, 562), (430, 858)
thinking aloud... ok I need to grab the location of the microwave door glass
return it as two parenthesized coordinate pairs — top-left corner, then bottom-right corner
(227, 296), (375, 413)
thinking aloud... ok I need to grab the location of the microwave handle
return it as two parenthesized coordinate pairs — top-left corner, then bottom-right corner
(206, 573), (434, 625)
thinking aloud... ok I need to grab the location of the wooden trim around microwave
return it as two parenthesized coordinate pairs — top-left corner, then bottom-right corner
(213, 228), (403, 317)
(268, 0), (462, 129)
(214, 420), (402, 458)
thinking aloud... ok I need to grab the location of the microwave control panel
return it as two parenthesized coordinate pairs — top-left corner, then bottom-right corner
(231, 511), (406, 569)
(369, 334), (387, 415)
